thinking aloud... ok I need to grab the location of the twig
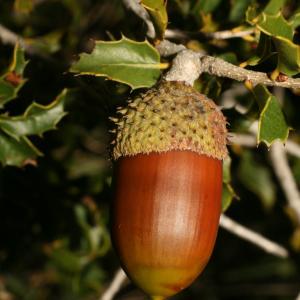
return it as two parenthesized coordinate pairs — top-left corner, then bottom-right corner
(156, 39), (186, 57)
(228, 133), (257, 147)
(122, 0), (155, 39)
(156, 40), (300, 89)
(285, 140), (300, 158)
(268, 87), (300, 224)
(220, 215), (289, 258)
(100, 268), (128, 300)
(121, 1), (300, 89)
(0, 23), (50, 59)
(229, 133), (300, 159)
(207, 28), (255, 40)
(270, 141), (300, 224)
(199, 55), (300, 89)
(0, 24), (26, 48)
(164, 49), (202, 86)
(165, 28), (255, 40)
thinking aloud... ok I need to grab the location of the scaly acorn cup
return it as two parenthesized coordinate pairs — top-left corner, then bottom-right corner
(110, 80), (227, 300)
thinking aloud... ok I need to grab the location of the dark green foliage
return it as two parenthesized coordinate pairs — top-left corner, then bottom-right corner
(0, 0), (300, 299)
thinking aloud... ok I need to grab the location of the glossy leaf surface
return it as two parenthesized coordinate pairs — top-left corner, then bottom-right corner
(71, 37), (162, 89)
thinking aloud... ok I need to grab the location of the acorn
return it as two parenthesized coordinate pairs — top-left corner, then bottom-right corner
(110, 80), (227, 300)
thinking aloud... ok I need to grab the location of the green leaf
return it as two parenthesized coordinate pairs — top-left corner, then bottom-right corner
(49, 248), (83, 273)
(0, 81), (22, 108)
(273, 38), (300, 76)
(141, 0), (168, 40)
(74, 204), (110, 256)
(245, 5), (258, 24)
(0, 133), (41, 167)
(10, 43), (27, 75)
(222, 157), (237, 212)
(223, 156), (232, 184)
(253, 85), (290, 146)
(263, 0), (286, 15)
(290, 12), (300, 29)
(245, 33), (276, 66)
(0, 90), (67, 167)
(193, 0), (222, 14)
(70, 37), (162, 89)
(0, 44), (27, 107)
(257, 13), (293, 40)
(247, 5), (300, 76)
(26, 31), (63, 54)
(222, 183), (236, 212)
(0, 90), (67, 140)
(229, 0), (252, 23)
(238, 150), (276, 210)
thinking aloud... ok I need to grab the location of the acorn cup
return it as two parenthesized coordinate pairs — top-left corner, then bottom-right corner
(110, 81), (227, 300)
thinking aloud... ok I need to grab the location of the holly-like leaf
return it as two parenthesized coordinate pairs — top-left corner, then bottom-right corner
(0, 133), (41, 167)
(0, 90), (67, 140)
(0, 44), (27, 107)
(253, 85), (290, 146)
(273, 39), (300, 76)
(141, 0), (168, 40)
(245, 33), (276, 67)
(246, 2), (300, 76)
(258, 13), (293, 39)
(0, 90), (67, 167)
(70, 37), (162, 89)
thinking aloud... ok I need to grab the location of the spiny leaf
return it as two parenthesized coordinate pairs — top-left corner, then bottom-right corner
(0, 44), (27, 107)
(141, 0), (168, 40)
(246, 3), (300, 76)
(245, 33), (276, 67)
(10, 43), (27, 74)
(257, 13), (293, 40)
(0, 90), (67, 141)
(253, 85), (290, 146)
(273, 38), (300, 76)
(70, 36), (162, 89)
(0, 90), (67, 167)
(0, 133), (41, 167)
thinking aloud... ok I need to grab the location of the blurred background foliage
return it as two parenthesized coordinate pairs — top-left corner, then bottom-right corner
(0, 0), (300, 299)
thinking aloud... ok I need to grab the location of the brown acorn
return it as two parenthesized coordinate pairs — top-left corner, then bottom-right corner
(110, 81), (227, 300)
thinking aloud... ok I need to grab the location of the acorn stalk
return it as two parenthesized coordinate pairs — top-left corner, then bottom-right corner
(110, 80), (227, 299)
